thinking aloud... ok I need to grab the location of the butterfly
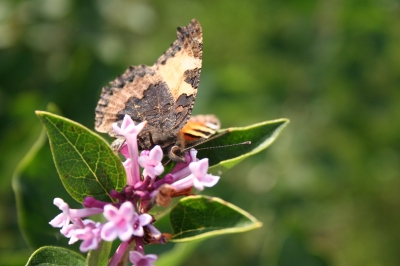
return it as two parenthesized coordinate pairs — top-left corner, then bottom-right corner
(95, 19), (220, 161)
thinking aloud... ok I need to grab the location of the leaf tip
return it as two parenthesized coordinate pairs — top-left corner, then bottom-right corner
(35, 110), (43, 116)
(253, 221), (263, 229)
(281, 118), (290, 129)
(35, 111), (47, 124)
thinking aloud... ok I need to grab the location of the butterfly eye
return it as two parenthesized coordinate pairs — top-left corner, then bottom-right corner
(168, 146), (186, 163)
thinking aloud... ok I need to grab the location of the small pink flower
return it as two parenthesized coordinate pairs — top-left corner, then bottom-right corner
(112, 115), (146, 137)
(129, 251), (158, 266)
(170, 149), (199, 182)
(112, 115), (147, 186)
(72, 220), (102, 252)
(64, 219), (88, 244)
(189, 158), (220, 191)
(132, 212), (153, 237)
(138, 145), (164, 180)
(49, 198), (102, 235)
(123, 158), (133, 184)
(49, 198), (71, 234)
(169, 158), (219, 192)
(170, 175), (194, 192)
(101, 202), (136, 241)
(189, 149), (199, 162)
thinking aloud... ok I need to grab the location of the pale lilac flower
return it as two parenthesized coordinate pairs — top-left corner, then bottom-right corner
(153, 149), (200, 195)
(65, 219), (85, 244)
(170, 149), (198, 182)
(138, 145), (164, 180)
(123, 158), (133, 185)
(169, 175), (194, 192)
(72, 220), (102, 252)
(101, 201), (136, 241)
(168, 157), (219, 192)
(49, 198), (102, 235)
(112, 115), (146, 138)
(189, 158), (220, 191)
(112, 115), (147, 186)
(49, 198), (70, 234)
(132, 212), (153, 237)
(129, 251), (158, 266)
(189, 149), (199, 162)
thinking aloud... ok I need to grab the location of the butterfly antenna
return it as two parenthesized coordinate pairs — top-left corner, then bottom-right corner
(182, 129), (231, 152)
(195, 141), (251, 151)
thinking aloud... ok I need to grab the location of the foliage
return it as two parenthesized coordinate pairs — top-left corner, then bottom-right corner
(36, 111), (126, 203)
(26, 246), (85, 266)
(20, 111), (285, 264)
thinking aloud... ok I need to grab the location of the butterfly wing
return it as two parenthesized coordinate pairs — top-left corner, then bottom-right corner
(178, 114), (221, 146)
(154, 19), (203, 133)
(95, 19), (203, 150)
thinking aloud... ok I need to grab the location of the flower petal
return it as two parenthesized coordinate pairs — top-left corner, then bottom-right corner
(129, 251), (143, 264)
(119, 202), (135, 222)
(189, 158), (209, 178)
(118, 224), (133, 241)
(193, 178), (205, 191)
(170, 176), (194, 191)
(198, 174), (220, 187)
(153, 164), (164, 176)
(145, 254), (158, 263)
(138, 213), (153, 226)
(100, 222), (118, 241)
(103, 205), (119, 221)
(132, 225), (144, 237)
(129, 251), (158, 266)
(149, 145), (163, 162)
(49, 213), (67, 228)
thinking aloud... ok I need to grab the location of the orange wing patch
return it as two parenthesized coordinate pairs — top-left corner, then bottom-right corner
(179, 114), (220, 143)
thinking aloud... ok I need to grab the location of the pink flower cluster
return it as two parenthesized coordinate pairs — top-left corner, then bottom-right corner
(49, 115), (220, 266)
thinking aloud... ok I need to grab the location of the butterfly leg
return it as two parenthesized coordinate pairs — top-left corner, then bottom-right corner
(139, 131), (186, 162)
(137, 135), (147, 150)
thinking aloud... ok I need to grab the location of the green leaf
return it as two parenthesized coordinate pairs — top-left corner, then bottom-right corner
(12, 127), (81, 250)
(86, 240), (112, 266)
(26, 246), (85, 266)
(169, 195), (262, 242)
(196, 119), (289, 175)
(35, 111), (126, 203)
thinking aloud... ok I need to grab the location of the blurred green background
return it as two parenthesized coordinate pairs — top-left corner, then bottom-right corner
(1, 0), (400, 265)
